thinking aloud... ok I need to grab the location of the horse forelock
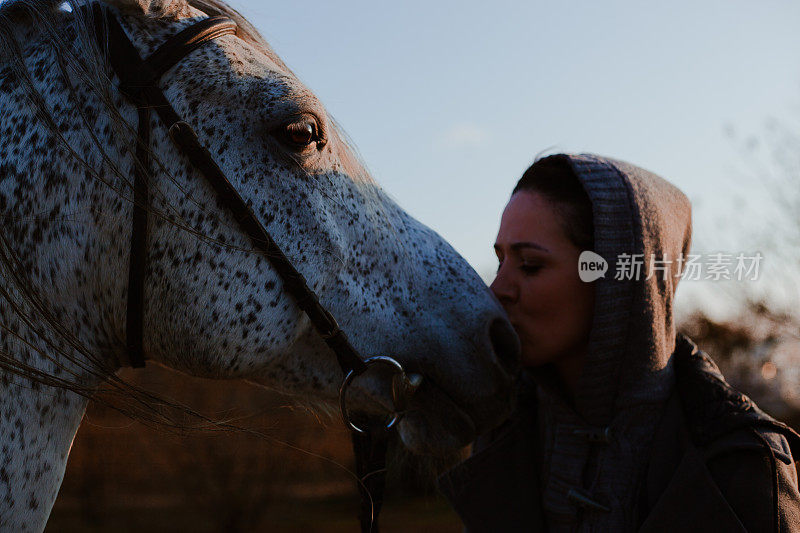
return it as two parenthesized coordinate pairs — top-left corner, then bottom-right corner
(4, 0), (287, 67)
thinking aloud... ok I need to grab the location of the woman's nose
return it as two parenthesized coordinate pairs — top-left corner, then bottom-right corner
(490, 266), (517, 304)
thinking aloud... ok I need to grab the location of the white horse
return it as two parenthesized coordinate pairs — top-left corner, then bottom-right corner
(0, 0), (519, 529)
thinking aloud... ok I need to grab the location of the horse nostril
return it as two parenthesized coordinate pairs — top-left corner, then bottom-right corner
(488, 318), (521, 375)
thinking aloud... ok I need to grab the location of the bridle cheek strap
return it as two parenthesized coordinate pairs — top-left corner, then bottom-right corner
(91, 4), (366, 377)
(92, 8), (241, 369)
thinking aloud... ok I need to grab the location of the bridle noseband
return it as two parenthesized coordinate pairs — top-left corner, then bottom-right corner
(86, 4), (417, 531)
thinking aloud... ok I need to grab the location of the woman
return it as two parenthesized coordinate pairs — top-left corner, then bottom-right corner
(438, 154), (800, 532)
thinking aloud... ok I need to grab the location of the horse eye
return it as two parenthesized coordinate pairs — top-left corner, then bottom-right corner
(276, 116), (323, 149)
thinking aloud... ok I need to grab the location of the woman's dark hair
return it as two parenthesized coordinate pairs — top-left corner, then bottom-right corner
(513, 154), (594, 251)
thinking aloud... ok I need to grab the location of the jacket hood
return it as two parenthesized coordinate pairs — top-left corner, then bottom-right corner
(564, 153), (693, 426)
(528, 153), (693, 530)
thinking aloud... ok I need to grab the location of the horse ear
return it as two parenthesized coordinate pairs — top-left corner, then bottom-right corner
(102, 0), (190, 18)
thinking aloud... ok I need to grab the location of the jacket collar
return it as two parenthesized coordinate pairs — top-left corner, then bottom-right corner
(674, 333), (800, 452)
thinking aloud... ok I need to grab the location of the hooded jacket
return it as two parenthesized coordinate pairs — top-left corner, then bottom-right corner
(437, 154), (800, 531)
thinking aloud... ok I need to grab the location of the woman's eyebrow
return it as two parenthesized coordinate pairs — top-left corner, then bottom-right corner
(510, 242), (551, 253)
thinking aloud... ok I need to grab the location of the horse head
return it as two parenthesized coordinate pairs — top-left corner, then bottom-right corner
(0, 0), (518, 484)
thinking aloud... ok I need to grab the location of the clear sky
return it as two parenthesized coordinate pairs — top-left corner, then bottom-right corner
(26, 1), (795, 314)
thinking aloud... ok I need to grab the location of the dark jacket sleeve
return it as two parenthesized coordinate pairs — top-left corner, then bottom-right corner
(705, 428), (800, 532)
(436, 415), (544, 533)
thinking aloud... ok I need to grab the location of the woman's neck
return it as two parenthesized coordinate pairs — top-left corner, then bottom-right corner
(552, 345), (588, 405)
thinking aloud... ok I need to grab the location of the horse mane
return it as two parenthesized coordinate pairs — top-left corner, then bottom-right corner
(0, 0), (282, 429)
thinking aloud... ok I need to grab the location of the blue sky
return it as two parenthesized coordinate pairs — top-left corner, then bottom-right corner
(229, 1), (800, 316)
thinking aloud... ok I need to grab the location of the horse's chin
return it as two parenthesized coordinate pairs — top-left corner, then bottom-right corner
(395, 386), (477, 456)
(248, 373), (490, 457)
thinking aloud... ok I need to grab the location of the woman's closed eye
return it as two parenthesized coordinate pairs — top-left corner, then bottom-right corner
(520, 263), (542, 275)
(495, 259), (542, 275)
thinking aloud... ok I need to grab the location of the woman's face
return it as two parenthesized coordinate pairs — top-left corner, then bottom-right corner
(490, 191), (595, 369)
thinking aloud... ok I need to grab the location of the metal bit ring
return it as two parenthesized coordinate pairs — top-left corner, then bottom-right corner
(339, 356), (406, 434)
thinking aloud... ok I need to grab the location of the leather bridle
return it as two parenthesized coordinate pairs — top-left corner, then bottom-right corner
(85, 3), (416, 531)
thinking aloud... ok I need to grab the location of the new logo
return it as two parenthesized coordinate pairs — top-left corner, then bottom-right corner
(578, 251), (607, 282)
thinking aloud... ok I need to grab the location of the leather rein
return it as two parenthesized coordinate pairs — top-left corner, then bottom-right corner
(86, 4), (413, 531)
